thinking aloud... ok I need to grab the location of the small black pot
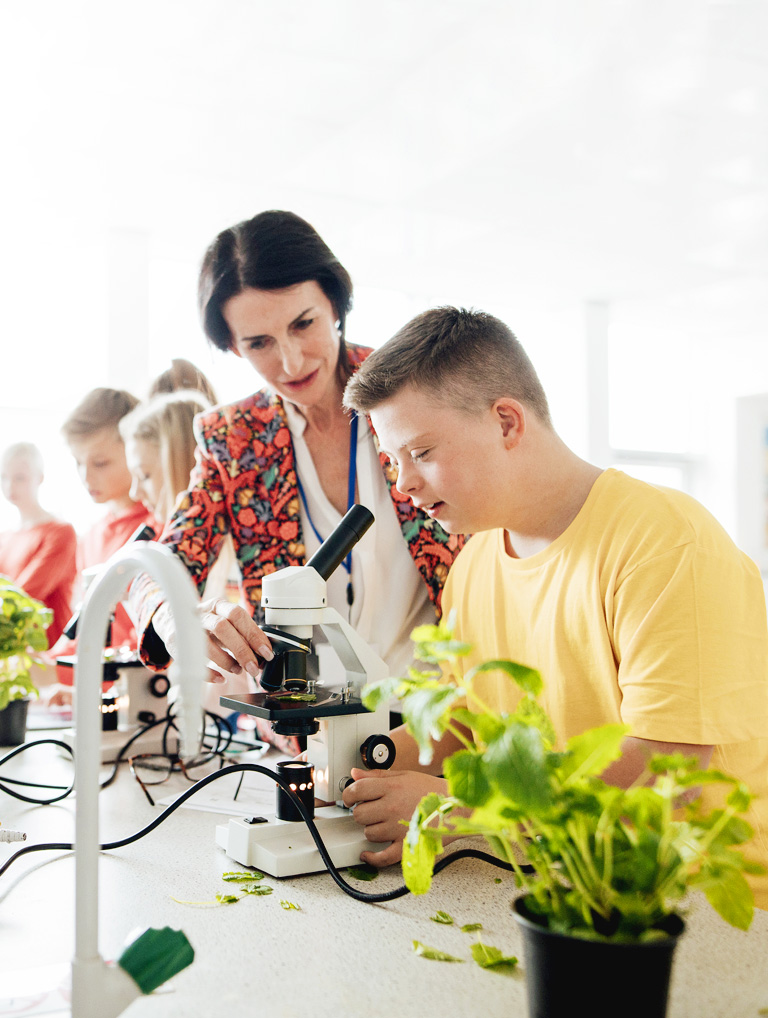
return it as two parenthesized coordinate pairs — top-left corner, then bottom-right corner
(0, 697), (29, 746)
(512, 896), (684, 1018)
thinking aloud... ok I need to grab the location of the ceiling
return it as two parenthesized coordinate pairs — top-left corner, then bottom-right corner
(2, 0), (767, 342)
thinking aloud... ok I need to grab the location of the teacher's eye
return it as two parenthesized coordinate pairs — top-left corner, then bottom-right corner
(246, 337), (269, 351)
(294, 317), (314, 331)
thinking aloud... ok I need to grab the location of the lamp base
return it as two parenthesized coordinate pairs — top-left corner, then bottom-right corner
(215, 805), (389, 878)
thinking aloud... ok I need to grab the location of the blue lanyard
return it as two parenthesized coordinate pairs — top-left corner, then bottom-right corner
(296, 413), (359, 606)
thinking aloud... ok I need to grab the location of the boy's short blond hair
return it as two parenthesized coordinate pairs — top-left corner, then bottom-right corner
(61, 388), (140, 440)
(344, 306), (551, 426)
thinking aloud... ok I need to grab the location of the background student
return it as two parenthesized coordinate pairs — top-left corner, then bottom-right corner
(120, 389), (246, 720)
(48, 388), (155, 691)
(0, 441), (77, 644)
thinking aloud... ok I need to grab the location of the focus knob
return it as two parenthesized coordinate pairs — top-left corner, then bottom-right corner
(359, 734), (396, 770)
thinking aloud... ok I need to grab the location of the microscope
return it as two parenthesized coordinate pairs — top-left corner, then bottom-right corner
(215, 505), (396, 877)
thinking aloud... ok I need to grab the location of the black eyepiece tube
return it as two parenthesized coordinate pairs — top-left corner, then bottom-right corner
(305, 504), (374, 581)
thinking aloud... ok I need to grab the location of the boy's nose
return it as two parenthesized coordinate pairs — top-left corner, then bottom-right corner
(395, 460), (419, 495)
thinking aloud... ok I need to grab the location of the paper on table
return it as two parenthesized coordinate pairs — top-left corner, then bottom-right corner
(156, 747), (281, 817)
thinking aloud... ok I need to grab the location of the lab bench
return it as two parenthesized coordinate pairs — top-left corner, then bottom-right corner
(1, 740), (767, 1018)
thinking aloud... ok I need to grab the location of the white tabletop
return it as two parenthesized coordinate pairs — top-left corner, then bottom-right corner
(1, 736), (767, 1018)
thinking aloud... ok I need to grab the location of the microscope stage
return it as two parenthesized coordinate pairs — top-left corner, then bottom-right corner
(219, 690), (369, 722)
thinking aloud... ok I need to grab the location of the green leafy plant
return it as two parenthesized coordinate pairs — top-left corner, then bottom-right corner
(0, 577), (51, 711)
(364, 619), (763, 942)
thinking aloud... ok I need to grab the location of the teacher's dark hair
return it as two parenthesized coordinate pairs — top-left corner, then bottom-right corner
(198, 210), (354, 375)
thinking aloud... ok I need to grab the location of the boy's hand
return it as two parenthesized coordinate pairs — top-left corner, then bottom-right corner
(342, 767), (448, 867)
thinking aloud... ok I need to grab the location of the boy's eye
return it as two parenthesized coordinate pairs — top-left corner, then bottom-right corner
(412, 450), (429, 462)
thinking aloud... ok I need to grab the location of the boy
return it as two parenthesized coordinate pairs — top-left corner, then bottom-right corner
(340, 306), (768, 909)
(54, 388), (154, 676)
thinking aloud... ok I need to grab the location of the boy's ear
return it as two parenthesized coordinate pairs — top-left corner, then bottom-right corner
(492, 398), (525, 447)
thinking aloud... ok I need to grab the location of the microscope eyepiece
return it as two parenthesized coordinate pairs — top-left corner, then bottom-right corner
(305, 504), (374, 581)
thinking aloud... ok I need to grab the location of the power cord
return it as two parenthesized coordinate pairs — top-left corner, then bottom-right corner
(98, 710), (236, 790)
(0, 740), (75, 804)
(0, 762), (522, 901)
(0, 712), (241, 803)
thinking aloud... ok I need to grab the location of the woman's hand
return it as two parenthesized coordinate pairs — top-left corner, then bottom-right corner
(154, 598), (275, 684)
(342, 767), (449, 867)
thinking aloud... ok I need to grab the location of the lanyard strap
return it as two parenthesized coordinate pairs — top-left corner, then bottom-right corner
(296, 413), (359, 605)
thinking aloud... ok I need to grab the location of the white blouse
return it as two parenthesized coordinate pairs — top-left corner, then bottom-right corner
(282, 401), (434, 684)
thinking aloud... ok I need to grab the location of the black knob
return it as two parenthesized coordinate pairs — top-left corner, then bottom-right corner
(359, 734), (396, 770)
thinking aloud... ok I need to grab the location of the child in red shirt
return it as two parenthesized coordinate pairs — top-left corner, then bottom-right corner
(0, 442), (77, 644)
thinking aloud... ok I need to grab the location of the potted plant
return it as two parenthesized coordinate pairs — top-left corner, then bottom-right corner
(363, 619), (762, 1018)
(0, 576), (52, 745)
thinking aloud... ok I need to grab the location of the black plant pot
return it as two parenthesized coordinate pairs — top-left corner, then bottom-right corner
(512, 896), (684, 1018)
(0, 697), (29, 746)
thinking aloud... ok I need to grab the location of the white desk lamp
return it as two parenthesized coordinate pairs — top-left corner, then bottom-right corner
(72, 542), (206, 1018)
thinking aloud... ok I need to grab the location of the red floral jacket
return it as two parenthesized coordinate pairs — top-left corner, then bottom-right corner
(134, 345), (466, 669)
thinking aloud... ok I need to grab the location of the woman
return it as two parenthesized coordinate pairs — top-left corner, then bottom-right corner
(133, 210), (464, 713)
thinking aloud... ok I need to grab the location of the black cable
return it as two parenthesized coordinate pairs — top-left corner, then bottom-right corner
(0, 740), (75, 804)
(0, 762), (521, 900)
(99, 709), (236, 791)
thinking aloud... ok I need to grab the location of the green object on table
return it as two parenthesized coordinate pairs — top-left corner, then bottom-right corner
(118, 926), (194, 994)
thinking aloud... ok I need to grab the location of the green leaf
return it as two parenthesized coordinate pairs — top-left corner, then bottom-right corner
(558, 724), (630, 783)
(483, 721), (552, 812)
(402, 826), (440, 896)
(451, 707), (505, 745)
(242, 884), (273, 895)
(470, 942), (519, 973)
(700, 867), (754, 931)
(222, 870), (264, 882)
(430, 910), (454, 925)
(215, 893), (240, 905)
(513, 696), (556, 746)
(412, 941), (464, 962)
(468, 659), (543, 698)
(727, 783), (753, 813)
(362, 676), (403, 712)
(280, 900), (301, 910)
(460, 923), (483, 933)
(444, 750), (492, 807)
(403, 685), (462, 764)
(346, 864), (379, 881)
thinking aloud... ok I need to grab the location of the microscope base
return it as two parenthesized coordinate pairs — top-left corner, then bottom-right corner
(56, 726), (169, 764)
(215, 806), (387, 878)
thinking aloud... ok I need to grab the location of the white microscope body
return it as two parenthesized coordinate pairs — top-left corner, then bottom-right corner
(216, 506), (395, 877)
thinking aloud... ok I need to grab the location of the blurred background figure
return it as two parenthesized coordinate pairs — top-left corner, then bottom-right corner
(61, 388), (155, 576)
(0, 442), (77, 644)
(148, 358), (219, 406)
(120, 389), (244, 719)
(47, 388), (155, 694)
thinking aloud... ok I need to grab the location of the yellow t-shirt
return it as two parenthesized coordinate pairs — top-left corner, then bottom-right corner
(444, 468), (768, 908)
